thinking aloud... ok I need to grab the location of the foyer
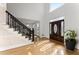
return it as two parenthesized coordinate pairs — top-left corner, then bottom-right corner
(0, 3), (79, 55)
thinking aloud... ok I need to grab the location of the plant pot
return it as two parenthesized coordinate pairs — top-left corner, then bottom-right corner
(66, 39), (76, 50)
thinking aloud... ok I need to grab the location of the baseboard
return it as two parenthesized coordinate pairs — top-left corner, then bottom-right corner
(75, 46), (79, 49)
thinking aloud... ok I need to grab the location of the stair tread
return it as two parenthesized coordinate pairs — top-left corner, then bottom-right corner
(0, 24), (32, 51)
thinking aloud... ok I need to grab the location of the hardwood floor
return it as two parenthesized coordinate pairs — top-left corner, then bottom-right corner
(0, 37), (79, 55)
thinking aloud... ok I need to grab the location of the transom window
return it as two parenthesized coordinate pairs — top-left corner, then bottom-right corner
(49, 3), (64, 12)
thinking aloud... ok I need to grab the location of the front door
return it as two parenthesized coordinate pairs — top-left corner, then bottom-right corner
(50, 19), (64, 43)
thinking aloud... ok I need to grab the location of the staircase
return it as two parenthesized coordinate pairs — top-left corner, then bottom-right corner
(0, 11), (34, 51)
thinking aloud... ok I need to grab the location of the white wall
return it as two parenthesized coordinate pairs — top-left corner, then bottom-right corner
(7, 3), (44, 21)
(64, 4), (79, 49)
(42, 4), (49, 38)
(0, 3), (6, 24)
(39, 4), (49, 38)
(2, 3), (79, 49)
(7, 3), (49, 38)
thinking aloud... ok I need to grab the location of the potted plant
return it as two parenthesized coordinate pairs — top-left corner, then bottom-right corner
(64, 30), (77, 50)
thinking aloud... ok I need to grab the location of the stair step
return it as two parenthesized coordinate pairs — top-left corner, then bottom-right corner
(0, 8), (32, 51)
(0, 39), (32, 51)
(0, 24), (32, 51)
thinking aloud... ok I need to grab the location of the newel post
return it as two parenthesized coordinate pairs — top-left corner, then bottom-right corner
(32, 28), (34, 41)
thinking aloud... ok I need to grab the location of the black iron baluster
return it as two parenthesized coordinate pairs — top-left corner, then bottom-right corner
(18, 24), (21, 34)
(18, 22), (21, 33)
(21, 26), (24, 36)
(23, 27), (26, 36)
(12, 17), (15, 28)
(14, 21), (17, 31)
(20, 24), (22, 34)
(17, 23), (19, 33)
(28, 31), (31, 40)
(7, 13), (9, 25)
(11, 16), (14, 28)
(10, 16), (13, 28)
(6, 11), (34, 42)
(22, 26), (25, 36)
(25, 29), (28, 38)
(9, 15), (11, 28)
(32, 28), (34, 41)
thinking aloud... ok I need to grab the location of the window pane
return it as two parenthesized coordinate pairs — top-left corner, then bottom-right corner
(49, 3), (64, 12)
(61, 21), (64, 36)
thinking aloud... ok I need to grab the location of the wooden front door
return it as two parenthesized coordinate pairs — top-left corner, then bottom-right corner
(50, 19), (64, 43)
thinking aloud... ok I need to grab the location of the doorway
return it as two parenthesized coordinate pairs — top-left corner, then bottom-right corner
(49, 19), (64, 43)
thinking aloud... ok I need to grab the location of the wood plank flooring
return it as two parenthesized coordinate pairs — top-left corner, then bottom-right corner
(0, 38), (79, 55)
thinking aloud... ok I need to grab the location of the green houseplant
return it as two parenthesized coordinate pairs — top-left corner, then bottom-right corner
(64, 30), (77, 50)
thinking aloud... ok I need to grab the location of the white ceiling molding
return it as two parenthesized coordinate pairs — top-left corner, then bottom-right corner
(50, 16), (64, 22)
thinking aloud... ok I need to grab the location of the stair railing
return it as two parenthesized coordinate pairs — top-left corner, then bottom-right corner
(6, 11), (34, 41)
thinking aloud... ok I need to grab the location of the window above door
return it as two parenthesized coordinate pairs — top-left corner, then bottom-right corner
(49, 3), (64, 12)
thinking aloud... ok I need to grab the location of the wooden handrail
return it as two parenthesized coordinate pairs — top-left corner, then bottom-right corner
(6, 11), (31, 31)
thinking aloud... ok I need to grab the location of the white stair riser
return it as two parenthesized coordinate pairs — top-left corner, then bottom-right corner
(0, 23), (32, 51)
